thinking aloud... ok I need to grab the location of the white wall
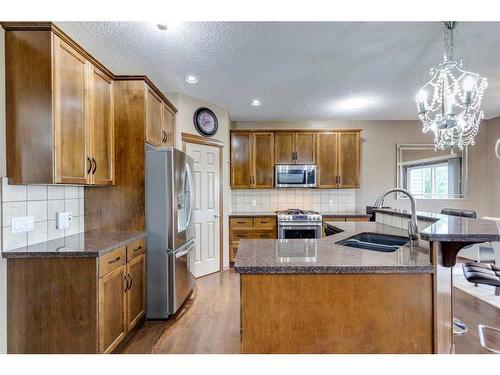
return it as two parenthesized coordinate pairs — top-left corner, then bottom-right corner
(486, 117), (500, 218)
(170, 93), (231, 268)
(232, 119), (493, 217)
(0, 26), (7, 353)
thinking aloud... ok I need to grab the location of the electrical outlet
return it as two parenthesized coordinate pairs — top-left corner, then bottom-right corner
(56, 211), (72, 230)
(11, 216), (34, 234)
(328, 200), (334, 207)
(251, 199), (257, 207)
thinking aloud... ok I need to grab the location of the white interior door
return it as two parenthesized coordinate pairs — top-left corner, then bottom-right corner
(185, 142), (221, 278)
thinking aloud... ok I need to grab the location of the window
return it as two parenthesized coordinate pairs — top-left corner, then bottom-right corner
(407, 162), (449, 199)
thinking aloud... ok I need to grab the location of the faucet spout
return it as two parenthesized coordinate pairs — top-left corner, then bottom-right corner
(374, 188), (419, 248)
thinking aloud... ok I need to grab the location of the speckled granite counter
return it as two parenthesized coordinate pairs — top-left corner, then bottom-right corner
(1, 231), (146, 258)
(229, 211), (371, 218)
(234, 221), (432, 274)
(374, 208), (500, 242)
(229, 211), (277, 217)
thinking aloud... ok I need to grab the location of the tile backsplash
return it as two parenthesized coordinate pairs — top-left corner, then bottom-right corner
(230, 189), (355, 213)
(1, 177), (85, 251)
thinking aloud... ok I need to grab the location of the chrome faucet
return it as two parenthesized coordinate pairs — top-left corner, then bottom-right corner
(374, 188), (419, 248)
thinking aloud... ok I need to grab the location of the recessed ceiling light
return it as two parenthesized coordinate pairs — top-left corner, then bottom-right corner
(185, 75), (198, 84)
(251, 99), (261, 107)
(155, 21), (182, 31)
(335, 97), (376, 111)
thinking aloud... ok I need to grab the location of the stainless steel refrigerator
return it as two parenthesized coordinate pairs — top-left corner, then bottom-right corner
(146, 146), (195, 319)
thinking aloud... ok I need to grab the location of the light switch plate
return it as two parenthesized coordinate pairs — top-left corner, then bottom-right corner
(11, 216), (34, 234)
(328, 200), (334, 207)
(251, 199), (257, 207)
(56, 211), (72, 230)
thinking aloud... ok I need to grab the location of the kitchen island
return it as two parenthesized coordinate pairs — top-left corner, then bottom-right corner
(235, 212), (500, 354)
(235, 221), (434, 354)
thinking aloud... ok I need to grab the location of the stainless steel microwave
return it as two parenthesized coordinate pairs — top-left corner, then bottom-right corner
(275, 165), (317, 188)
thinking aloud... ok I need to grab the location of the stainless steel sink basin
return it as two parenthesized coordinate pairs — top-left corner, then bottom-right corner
(335, 232), (409, 252)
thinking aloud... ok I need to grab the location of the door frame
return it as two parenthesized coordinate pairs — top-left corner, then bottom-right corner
(182, 132), (225, 274)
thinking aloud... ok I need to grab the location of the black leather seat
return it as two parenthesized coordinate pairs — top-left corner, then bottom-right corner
(462, 263), (500, 296)
(440, 208), (477, 218)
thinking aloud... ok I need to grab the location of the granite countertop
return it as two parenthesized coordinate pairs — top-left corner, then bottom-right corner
(1, 231), (146, 258)
(374, 208), (500, 242)
(234, 221), (432, 274)
(229, 211), (371, 218)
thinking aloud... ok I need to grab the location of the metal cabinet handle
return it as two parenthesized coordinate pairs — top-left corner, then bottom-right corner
(92, 158), (97, 175)
(133, 246), (143, 252)
(127, 273), (133, 290)
(338, 175), (342, 185)
(108, 256), (120, 264)
(87, 157), (92, 174)
(123, 275), (128, 292)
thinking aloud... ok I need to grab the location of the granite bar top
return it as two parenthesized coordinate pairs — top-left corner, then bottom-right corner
(229, 211), (371, 218)
(374, 208), (500, 242)
(234, 221), (432, 274)
(1, 231), (146, 258)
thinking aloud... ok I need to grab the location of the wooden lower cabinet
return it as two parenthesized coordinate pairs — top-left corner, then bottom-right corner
(229, 217), (277, 262)
(99, 264), (127, 353)
(7, 238), (146, 354)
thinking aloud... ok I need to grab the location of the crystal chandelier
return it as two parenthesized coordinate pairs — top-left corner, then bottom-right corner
(416, 22), (487, 150)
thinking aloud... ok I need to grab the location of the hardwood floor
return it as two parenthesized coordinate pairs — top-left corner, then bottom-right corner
(120, 269), (498, 354)
(119, 269), (240, 354)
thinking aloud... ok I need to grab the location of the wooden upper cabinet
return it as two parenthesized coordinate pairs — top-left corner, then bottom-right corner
(294, 132), (316, 164)
(126, 254), (146, 331)
(252, 132), (274, 188)
(316, 132), (338, 188)
(338, 131), (360, 188)
(89, 65), (114, 185)
(98, 265), (127, 354)
(53, 36), (89, 184)
(275, 132), (316, 165)
(4, 27), (114, 185)
(145, 86), (163, 147)
(274, 132), (295, 164)
(162, 103), (176, 147)
(231, 132), (252, 188)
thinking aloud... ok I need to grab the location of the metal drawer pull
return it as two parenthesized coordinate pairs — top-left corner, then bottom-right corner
(92, 158), (97, 174)
(108, 256), (120, 264)
(133, 245), (143, 252)
(87, 157), (92, 174)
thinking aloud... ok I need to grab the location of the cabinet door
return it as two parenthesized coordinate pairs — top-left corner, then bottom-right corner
(253, 132), (274, 188)
(274, 132), (295, 164)
(161, 103), (176, 147)
(98, 265), (127, 354)
(338, 132), (360, 188)
(230, 132), (252, 188)
(316, 132), (338, 188)
(89, 65), (114, 185)
(145, 86), (163, 147)
(53, 36), (90, 184)
(294, 132), (316, 164)
(126, 254), (146, 331)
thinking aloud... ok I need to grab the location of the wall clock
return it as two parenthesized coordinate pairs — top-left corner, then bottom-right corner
(193, 107), (218, 137)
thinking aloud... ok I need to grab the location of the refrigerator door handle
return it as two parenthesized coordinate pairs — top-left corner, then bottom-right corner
(175, 244), (194, 258)
(185, 162), (195, 229)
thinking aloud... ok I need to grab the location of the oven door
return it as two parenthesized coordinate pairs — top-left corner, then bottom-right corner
(278, 223), (322, 239)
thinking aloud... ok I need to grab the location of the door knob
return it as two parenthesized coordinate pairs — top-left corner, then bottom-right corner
(213, 214), (220, 218)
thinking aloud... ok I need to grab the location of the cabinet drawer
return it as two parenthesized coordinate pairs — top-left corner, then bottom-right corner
(253, 229), (276, 239)
(230, 217), (253, 227)
(253, 217), (276, 227)
(127, 239), (146, 261)
(99, 246), (126, 277)
(232, 230), (254, 240)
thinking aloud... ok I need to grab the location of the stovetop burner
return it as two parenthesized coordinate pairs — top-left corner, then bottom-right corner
(277, 209), (322, 222)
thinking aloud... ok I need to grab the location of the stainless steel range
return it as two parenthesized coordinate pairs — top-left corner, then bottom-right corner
(277, 209), (323, 239)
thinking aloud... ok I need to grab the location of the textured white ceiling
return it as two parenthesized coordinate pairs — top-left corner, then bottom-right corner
(56, 21), (500, 121)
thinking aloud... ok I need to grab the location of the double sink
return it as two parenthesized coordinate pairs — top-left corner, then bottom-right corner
(335, 232), (409, 252)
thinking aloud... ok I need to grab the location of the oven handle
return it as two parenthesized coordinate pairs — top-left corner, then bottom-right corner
(278, 224), (322, 230)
